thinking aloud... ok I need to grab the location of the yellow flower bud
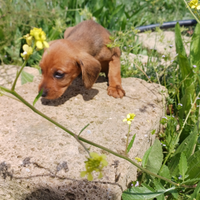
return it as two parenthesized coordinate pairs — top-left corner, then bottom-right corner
(21, 44), (33, 60)
(135, 157), (142, 162)
(23, 34), (33, 46)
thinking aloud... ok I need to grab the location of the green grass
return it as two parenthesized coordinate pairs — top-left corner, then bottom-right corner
(0, 0), (192, 65)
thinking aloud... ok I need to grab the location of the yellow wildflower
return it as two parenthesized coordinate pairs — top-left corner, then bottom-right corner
(123, 113), (136, 125)
(188, 0), (200, 9)
(23, 34), (33, 46)
(30, 27), (49, 50)
(80, 152), (108, 181)
(135, 157), (142, 162)
(21, 44), (33, 60)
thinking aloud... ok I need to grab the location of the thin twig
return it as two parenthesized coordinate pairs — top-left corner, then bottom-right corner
(132, 60), (152, 83)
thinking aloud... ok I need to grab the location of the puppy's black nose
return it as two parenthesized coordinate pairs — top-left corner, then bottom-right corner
(41, 89), (48, 97)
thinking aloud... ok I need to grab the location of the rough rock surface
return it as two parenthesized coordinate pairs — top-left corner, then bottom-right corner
(0, 68), (166, 200)
(0, 65), (40, 88)
(138, 31), (190, 58)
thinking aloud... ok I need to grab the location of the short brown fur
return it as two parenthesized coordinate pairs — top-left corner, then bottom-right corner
(39, 20), (125, 99)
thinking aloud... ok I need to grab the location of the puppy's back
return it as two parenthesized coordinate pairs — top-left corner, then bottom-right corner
(64, 20), (111, 57)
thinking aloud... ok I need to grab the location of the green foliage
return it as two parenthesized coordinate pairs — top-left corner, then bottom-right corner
(190, 181), (200, 200)
(143, 139), (163, 175)
(33, 88), (43, 106)
(21, 70), (34, 85)
(0, 0), (192, 65)
(123, 22), (200, 199)
(168, 129), (198, 177)
(175, 22), (200, 142)
(186, 150), (200, 180)
(123, 121), (200, 199)
(127, 134), (136, 154)
(178, 153), (188, 181)
(122, 184), (176, 200)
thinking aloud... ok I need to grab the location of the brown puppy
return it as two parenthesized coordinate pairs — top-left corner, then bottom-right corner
(39, 20), (125, 99)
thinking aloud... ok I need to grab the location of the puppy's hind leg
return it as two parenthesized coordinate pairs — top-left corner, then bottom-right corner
(107, 48), (125, 98)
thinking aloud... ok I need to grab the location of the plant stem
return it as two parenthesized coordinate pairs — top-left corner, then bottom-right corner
(182, 0), (200, 24)
(132, 60), (152, 83)
(175, 92), (200, 145)
(125, 124), (131, 155)
(0, 86), (179, 187)
(11, 60), (27, 91)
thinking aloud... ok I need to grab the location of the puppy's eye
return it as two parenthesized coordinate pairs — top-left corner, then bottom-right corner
(54, 71), (65, 79)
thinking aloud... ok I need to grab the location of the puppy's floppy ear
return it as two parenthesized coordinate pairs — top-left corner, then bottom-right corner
(76, 53), (101, 89)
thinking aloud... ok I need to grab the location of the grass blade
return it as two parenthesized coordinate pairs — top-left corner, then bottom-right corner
(175, 22), (192, 89)
(190, 23), (200, 72)
(33, 88), (43, 106)
(127, 134), (136, 153)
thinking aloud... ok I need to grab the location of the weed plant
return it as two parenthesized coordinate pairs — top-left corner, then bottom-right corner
(0, 0), (200, 199)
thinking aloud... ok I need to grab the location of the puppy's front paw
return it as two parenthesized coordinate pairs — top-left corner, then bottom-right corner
(107, 85), (125, 98)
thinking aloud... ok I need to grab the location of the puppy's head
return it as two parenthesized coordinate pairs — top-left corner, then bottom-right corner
(39, 39), (101, 99)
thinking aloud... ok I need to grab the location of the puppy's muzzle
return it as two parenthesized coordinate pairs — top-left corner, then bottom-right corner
(40, 88), (48, 98)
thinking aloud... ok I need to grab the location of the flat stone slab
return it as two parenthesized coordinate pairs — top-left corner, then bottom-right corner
(0, 70), (166, 199)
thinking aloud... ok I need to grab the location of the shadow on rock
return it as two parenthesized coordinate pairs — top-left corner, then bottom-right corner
(22, 188), (67, 200)
(40, 76), (108, 106)
(22, 180), (114, 200)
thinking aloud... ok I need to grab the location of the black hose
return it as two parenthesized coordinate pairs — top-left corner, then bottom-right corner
(135, 19), (197, 32)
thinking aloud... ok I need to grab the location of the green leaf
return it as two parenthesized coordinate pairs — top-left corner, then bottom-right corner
(168, 153), (181, 177)
(21, 70), (34, 85)
(145, 139), (163, 174)
(153, 180), (165, 200)
(127, 134), (136, 153)
(175, 22), (192, 89)
(75, 10), (82, 24)
(122, 185), (175, 200)
(190, 23), (200, 72)
(33, 88), (43, 106)
(110, 4), (125, 17)
(178, 152), (188, 181)
(175, 23), (196, 141)
(186, 150), (200, 179)
(179, 82), (195, 121)
(142, 146), (152, 168)
(158, 165), (171, 179)
(92, 6), (104, 17)
(168, 130), (198, 176)
(190, 181), (200, 200)
(175, 130), (198, 158)
(151, 130), (156, 135)
(0, 27), (5, 41)
(182, 178), (200, 185)
(171, 190), (179, 199)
